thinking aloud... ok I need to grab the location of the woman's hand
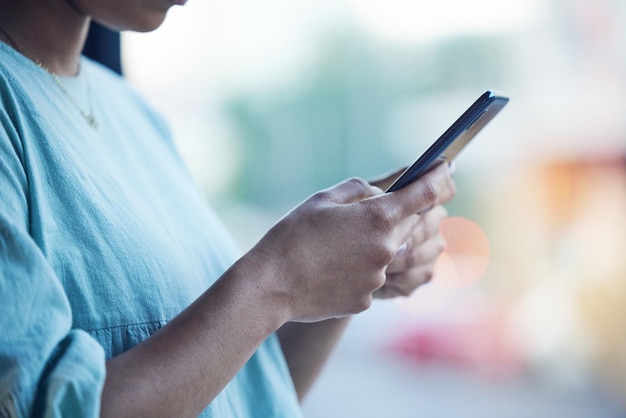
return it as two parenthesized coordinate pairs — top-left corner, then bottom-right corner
(101, 163), (454, 418)
(372, 204), (448, 299)
(243, 162), (456, 323)
(369, 166), (454, 299)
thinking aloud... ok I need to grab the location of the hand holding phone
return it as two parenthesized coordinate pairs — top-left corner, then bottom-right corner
(386, 90), (509, 192)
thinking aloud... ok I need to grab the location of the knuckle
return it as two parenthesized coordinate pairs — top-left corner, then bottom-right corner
(442, 177), (457, 203)
(374, 271), (387, 289)
(436, 235), (447, 253)
(422, 266), (436, 283)
(346, 177), (376, 200)
(346, 177), (371, 191)
(309, 189), (331, 205)
(448, 175), (458, 197)
(354, 295), (373, 313)
(398, 287), (414, 297)
(373, 286), (388, 300)
(362, 201), (394, 230)
(374, 242), (397, 266)
(420, 180), (438, 205)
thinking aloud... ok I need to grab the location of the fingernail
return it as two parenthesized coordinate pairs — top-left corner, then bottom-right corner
(448, 161), (456, 176)
(396, 243), (408, 257)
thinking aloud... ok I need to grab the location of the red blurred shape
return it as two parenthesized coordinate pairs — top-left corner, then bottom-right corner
(387, 297), (525, 380)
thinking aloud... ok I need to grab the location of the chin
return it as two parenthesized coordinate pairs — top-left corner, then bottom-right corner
(97, 11), (169, 33)
(133, 20), (167, 33)
(137, 13), (169, 32)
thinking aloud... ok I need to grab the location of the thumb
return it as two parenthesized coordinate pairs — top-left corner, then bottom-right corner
(321, 177), (381, 204)
(369, 167), (407, 191)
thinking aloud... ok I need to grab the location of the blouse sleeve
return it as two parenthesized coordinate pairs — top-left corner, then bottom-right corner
(0, 105), (106, 417)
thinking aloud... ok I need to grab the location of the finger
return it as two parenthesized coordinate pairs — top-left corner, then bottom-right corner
(400, 204), (447, 244)
(369, 167), (407, 191)
(371, 163), (456, 223)
(373, 264), (437, 299)
(315, 177), (380, 205)
(387, 204), (447, 267)
(419, 205), (448, 237)
(386, 232), (446, 274)
(391, 214), (422, 252)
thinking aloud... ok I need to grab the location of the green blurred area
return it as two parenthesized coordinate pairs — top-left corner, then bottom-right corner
(223, 32), (509, 212)
(123, 1), (626, 415)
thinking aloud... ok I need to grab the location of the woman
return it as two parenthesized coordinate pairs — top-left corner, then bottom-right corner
(0, 0), (456, 417)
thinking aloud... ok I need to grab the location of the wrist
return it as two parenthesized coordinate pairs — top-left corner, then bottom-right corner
(223, 252), (293, 333)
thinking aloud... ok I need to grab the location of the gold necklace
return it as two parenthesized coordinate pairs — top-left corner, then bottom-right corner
(0, 24), (98, 129)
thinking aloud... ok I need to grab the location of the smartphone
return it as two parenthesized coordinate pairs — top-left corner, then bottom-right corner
(386, 90), (509, 192)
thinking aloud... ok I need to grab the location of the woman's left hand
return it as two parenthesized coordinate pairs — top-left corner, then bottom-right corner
(373, 205), (447, 299)
(369, 169), (450, 299)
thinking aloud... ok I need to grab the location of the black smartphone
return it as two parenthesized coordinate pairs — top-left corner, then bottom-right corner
(386, 90), (509, 192)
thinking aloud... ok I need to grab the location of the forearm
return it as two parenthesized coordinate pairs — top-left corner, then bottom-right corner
(277, 317), (351, 401)
(99, 166), (456, 416)
(101, 258), (287, 418)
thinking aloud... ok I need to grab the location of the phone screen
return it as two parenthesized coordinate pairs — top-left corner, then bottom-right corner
(386, 90), (509, 192)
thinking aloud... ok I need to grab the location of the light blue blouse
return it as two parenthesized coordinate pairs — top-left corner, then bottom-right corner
(0, 42), (302, 417)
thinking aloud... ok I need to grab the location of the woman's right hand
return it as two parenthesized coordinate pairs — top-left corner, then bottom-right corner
(100, 162), (454, 418)
(240, 162), (456, 323)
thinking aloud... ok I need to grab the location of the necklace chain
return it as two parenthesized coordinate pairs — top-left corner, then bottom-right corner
(0, 24), (98, 129)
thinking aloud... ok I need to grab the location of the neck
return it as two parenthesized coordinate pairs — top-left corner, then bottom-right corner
(0, 0), (91, 76)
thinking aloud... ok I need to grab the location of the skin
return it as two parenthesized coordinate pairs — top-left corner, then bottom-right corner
(0, 0), (457, 416)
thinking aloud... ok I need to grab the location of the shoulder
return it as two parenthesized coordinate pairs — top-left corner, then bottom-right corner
(0, 42), (34, 111)
(0, 42), (34, 162)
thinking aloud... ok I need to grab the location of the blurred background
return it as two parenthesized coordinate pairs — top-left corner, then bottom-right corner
(119, 0), (626, 416)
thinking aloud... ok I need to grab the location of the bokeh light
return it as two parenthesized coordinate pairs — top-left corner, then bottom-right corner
(121, 0), (626, 415)
(394, 216), (490, 316)
(440, 216), (491, 288)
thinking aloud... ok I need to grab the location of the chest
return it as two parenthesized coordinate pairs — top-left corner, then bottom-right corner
(22, 116), (239, 332)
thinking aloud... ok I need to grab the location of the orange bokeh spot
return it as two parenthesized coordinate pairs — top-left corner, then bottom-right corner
(439, 216), (490, 288)
(394, 217), (490, 316)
